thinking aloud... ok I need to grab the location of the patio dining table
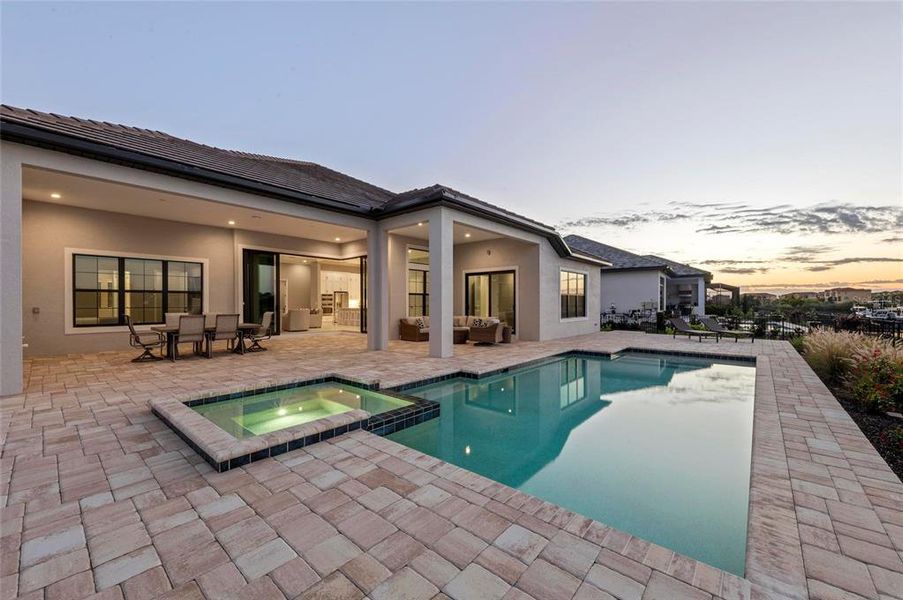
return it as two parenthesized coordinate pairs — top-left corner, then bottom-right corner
(150, 323), (261, 358)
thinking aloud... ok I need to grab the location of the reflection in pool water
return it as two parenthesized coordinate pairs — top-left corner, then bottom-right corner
(388, 352), (755, 575)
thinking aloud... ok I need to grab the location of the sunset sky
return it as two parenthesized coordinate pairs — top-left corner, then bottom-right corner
(2, 2), (900, 294)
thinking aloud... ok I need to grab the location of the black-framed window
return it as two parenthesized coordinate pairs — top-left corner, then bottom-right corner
(560, 270), (586, 319)
(73, 254), (203, 327)
(408, 269), (429, 317)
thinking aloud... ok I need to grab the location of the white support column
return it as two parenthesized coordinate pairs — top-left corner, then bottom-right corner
(367, 225), (389, 350)
(0, 155), (23, 396)
(428, 207), (454, 358)
(696, 278), (706, 316)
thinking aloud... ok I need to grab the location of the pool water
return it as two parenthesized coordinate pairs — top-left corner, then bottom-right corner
(193, 383), (411, 439)
(388, 352), (755, 575)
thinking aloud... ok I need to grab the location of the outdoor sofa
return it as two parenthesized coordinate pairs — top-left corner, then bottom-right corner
(399, 316), (504, 344)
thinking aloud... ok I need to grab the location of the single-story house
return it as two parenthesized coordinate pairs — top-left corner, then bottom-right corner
(0, 105), (610, 395)
(564, 235), (711, 317)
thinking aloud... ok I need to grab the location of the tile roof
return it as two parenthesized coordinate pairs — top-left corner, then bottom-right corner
(564, 235), (710, 278)
(0, 104), (395, 211)
(642, 255), (711, 278)
(564, 235), (664, 270)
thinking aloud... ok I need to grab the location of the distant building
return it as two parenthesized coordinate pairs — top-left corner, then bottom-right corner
(821, 287), (872, 303)
(781, 291), (820, 300)
(741, 292), (777, 302)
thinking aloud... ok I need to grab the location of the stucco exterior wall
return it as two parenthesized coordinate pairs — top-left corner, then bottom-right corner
(538, 243), (601, 340)
(600, 270), (662, 315)
(453, 238), (541, 341)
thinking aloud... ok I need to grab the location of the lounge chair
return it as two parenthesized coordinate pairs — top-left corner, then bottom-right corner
(125, 315), (165, 361)
(247, 311), (273, 352)
(699, 316), (754, 343)
(171, 314), (205, 361)
(206, 314), (241, 357)
(668, 317), (720, 342)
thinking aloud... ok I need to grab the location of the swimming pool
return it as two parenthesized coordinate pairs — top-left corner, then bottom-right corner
(193, 383), (412, 439)
(388, 351), (756, 575)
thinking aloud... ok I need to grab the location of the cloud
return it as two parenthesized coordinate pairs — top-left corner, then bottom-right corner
(802, 256), (903, 271)
(560, 201), (903, 237)
(698, 259), (770, 266)
(883, 235), (903, 243)
(857, 278), (903, 284)
(718, 266), (770, 275)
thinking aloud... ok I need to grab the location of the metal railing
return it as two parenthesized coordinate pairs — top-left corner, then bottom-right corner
(601, 311), (903, 343)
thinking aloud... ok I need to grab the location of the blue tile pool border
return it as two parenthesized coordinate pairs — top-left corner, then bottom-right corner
(155, 376), (440, 472)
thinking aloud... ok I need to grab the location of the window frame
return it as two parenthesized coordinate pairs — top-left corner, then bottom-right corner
(406, 245), (430, 317)
(65, 248), (209, 334)
(559, 268), (588, 321)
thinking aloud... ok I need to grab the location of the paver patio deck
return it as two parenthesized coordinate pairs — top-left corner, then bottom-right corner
(1, 332), (901, 599)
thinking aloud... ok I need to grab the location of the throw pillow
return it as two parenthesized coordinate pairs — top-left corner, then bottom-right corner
(414, 317), (425, 329)
(471, 318), (486, 328)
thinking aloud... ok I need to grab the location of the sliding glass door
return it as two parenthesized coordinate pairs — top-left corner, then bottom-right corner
(466, 271), (516, 333)
(243, 249), (280, 333)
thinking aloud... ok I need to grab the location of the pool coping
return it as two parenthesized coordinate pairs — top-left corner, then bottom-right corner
(149, 374), (440, 472)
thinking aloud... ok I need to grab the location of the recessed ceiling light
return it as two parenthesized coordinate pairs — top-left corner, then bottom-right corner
(50, 193), (61, 199)
(302, 260), (308, 264)
(228, 220), (236, 226)
(408, 249), (412, 253)
(335, 237), (341, 241)
(417, 222), (423, 226)
(464, 233), (471, 238)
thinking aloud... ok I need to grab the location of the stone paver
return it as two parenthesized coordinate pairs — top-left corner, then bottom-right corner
(3, 332), (902, 599)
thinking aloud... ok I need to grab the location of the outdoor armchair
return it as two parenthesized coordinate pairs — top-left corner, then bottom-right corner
(469, 318), (503, 344)
(125, 315), (165, 362)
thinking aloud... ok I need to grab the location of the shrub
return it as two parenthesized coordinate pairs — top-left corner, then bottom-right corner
(878, 426), (903, 452)
(789, 335), (806, 353)
(801, 330), (858, 385)
(847, 349), (903, 414)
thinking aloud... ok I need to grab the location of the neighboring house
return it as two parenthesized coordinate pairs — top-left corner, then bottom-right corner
(565, 235), (712, 317)
(821, 287), (872, 303)
(0, 105), (609, 396)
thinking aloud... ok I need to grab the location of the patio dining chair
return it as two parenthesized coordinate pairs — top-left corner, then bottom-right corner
(206, 314), (241, 358)
(125, 315), (165, 362)
(247, 311), (273, 352)
(171, 314), (205, 361)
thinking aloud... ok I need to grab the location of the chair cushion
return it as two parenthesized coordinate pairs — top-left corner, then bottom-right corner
(401, 317), (419, 326)
(453, 316), (467, 327)
(419, 328), (429, 334)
